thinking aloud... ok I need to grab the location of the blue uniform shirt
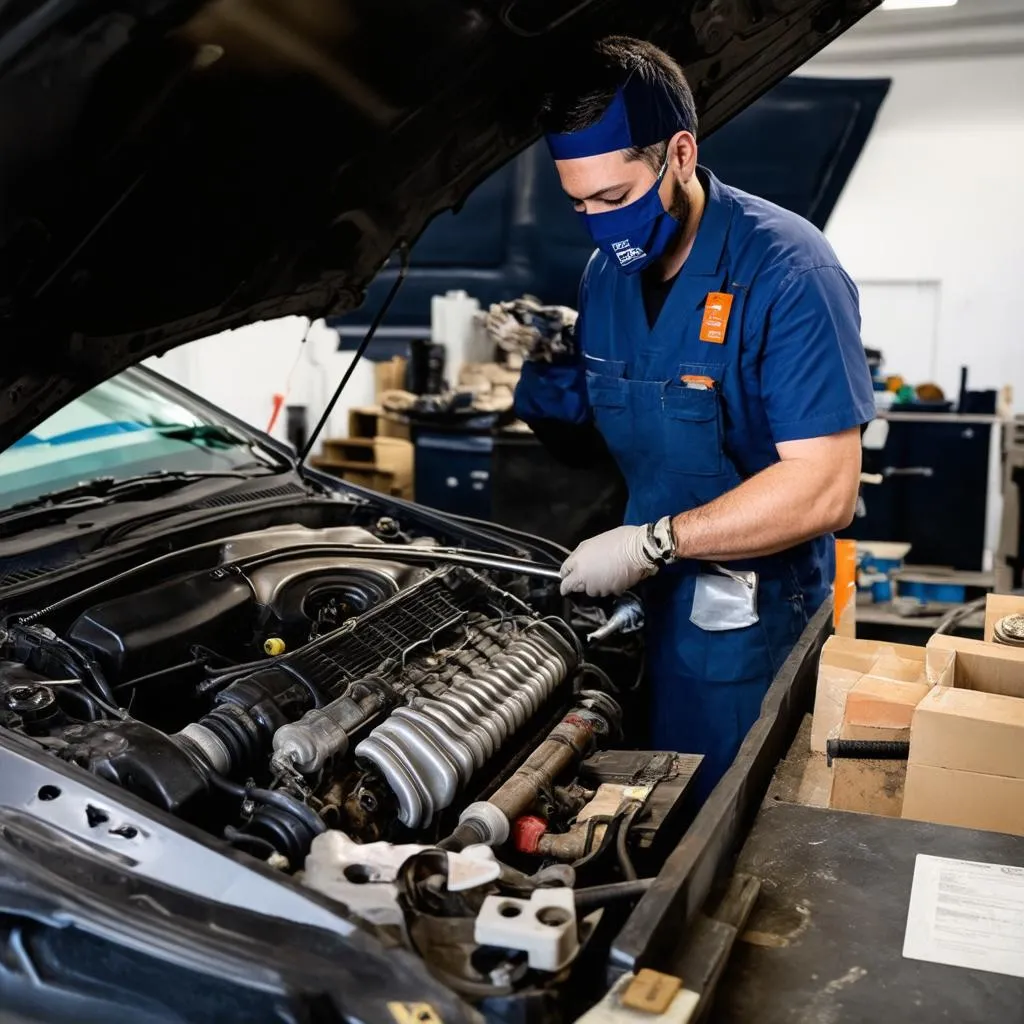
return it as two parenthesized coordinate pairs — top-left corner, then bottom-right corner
(515, 169), (874, 790)
(516, 167), (875, 583)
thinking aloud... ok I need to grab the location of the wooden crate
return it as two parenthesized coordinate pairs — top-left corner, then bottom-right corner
(314, 436), (413, 500)
(347, 405), (411, 442)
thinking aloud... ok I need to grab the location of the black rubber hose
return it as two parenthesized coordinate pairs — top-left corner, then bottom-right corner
(438, 819), (488, 853)
(615, 802), (641, 882)
(23, 628), (121, 712)
(825, 738), (910, 767)
(207, 771), (327, 837)
(573, 878), (653, 913)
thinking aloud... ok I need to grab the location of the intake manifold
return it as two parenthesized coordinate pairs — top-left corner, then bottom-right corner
(354, 618), (580, 828)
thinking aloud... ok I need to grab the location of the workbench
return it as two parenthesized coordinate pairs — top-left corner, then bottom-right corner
(604, 601), (1024, 1021)
(711, 804), (1024, 1022)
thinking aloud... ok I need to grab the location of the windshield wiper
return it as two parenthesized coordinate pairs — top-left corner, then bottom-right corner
(0, 470), (270, 538)
(156, 423), (252, 448)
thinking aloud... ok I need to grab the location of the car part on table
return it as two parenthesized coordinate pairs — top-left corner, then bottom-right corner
(992, 613), (1024, 647)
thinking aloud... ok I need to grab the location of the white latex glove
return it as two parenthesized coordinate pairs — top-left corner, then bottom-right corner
(559, 524), (657, 597)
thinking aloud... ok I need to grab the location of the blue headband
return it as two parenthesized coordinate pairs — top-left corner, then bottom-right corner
(544, 74), (695, 161)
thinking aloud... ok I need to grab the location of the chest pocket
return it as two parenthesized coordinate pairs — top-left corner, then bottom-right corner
(662, 361), (728, 477)
(584, 357), (627, 423)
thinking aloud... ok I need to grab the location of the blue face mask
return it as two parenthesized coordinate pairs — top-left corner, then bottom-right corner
(578, 157), (680, 275)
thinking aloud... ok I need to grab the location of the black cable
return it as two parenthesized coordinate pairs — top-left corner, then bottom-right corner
(933, 594), (987, 636)
(207, 771), (327, 837)
(615, 801), (641, 882)
(113, 659), (203, 692)
(570, 811), (624, 872)
(299, 243), (410, 464)
(573, 878), (653, 913)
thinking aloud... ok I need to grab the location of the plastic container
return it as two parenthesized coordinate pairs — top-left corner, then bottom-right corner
(897, 580), (966, 604)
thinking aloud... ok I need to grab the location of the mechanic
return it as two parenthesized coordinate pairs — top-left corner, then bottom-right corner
(513, 37), (875, 795)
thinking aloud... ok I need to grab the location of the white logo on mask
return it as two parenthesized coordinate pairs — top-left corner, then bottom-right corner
(611, 239), (645, 266)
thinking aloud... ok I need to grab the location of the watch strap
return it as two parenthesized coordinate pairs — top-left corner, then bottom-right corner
(644, 515), (678, 565)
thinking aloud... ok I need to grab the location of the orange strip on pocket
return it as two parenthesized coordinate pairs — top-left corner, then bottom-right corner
(681, 374), (715, 389)
(700, 291), (734, 344)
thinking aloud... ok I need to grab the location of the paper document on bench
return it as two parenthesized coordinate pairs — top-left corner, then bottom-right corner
(903, 853), (1024, 978)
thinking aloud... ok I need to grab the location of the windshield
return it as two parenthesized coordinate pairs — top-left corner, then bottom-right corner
(0, 367), (270, 508)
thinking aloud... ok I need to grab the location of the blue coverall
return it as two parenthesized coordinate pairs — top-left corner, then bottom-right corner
(515, 168), (876, 794)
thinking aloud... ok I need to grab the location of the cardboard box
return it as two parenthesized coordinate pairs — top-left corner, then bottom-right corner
(374, 356), (407, 399)
(811, 637), (930, 753)
(844, 676), (930, 730)
(909, 685), (1024, 779)
(902, 765), (1024, 836)
(828, 675), (923, 817)
(926, 633), (1024, 699)
(373, 437), (414, 500)
(904, 638), (1024, 836)
(984, 593), (1024, 643)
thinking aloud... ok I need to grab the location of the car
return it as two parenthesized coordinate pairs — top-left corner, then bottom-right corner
(0, 1), (875, 1021)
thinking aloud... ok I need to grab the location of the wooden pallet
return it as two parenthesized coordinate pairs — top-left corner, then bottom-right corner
(313, 436), (413, 499)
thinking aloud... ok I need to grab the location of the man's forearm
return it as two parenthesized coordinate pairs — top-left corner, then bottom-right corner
(670, 459), (855, 562)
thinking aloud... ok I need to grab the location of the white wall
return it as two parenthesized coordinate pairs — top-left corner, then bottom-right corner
(807, 22), (1024, 406)
(144, 317), (376, 451)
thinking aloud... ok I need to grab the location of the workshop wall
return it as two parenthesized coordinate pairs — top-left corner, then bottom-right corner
(145, 317), (370, 451)
(807, 45), (1024, 408)
(154, 9), (1024, 437)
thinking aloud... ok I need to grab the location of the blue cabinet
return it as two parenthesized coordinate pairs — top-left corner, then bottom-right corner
(414, 432), (493, 520)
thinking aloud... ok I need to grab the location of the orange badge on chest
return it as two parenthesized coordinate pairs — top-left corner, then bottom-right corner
(699, 291), (734, 344)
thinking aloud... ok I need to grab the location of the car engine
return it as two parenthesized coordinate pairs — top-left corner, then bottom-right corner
(0, 524), (700, 1000)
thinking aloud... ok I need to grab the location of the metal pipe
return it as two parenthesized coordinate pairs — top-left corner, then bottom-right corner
(285, 544), (563, 581)
(574, 879), (653, 913)
(452, 690), (622, 848)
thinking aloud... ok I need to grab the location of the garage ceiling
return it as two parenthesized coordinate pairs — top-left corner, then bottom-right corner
(818, 0), (1024, 61)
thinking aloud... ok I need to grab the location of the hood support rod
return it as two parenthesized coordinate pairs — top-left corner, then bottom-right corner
(299, 242), (410, 464)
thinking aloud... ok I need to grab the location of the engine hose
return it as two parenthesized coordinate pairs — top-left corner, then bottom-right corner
(437, 819), (487, 853)
(573, 878), (653, 913)
(15, 627), (122, 714)
(615, 801), (641, 882)
(575, 662), (618, 695)
(207, 771), (326, 838)
(825, 738), (910, 767)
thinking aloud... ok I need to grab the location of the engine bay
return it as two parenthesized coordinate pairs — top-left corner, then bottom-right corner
(0, 520), (700, 1004)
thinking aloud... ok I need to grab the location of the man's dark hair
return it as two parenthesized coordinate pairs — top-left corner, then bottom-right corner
(541, 36), (698, 172)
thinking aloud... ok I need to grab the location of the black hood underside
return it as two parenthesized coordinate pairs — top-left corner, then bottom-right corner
(0, 0), (876, 451)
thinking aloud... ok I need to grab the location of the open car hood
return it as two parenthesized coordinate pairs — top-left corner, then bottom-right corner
(0, 0), (877, 453)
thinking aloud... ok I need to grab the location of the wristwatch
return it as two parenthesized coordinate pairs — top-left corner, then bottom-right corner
(645, 515), (679, 566)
